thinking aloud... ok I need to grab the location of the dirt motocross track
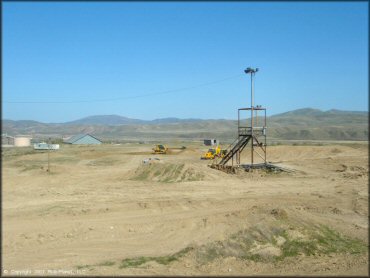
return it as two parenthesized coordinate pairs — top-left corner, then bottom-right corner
(2, 143), (369, 276)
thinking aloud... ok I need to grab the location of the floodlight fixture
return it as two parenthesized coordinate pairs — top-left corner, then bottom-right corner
(244, 67), (258, 74)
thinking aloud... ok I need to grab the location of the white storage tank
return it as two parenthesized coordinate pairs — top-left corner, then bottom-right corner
(14, 136), (31, 147)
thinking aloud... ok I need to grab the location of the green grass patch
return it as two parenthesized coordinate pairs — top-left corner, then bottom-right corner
(314, 225), (367, 254)
(76, 260), (115, 270)
(76, 264), (93, 270)
(194, 224), (367, 265)
(279, 236), (317, 259)
(120, 257), (152, 268)
(276, 225), (366, 260)
(119, 246), (193, 268)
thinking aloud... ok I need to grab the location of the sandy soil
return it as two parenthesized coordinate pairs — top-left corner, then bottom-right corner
(2, 143), (368, 276)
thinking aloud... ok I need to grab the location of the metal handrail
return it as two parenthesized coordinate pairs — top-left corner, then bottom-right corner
(212, 137), (238, 165)
(213, 137), (239, 165)
(225, 137), (239, 153)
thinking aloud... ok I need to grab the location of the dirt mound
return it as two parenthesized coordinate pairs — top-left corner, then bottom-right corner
(335, 163), (368, 179)
(192, 221), (366, 265)
(130, 161), (206, 183)
(107, 220), (367, 271)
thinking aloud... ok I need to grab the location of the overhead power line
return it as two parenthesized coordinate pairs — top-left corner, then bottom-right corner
(5, 74), (244, 104)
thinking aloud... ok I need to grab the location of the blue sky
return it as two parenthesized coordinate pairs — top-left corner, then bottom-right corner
(3, 2), (368, 122)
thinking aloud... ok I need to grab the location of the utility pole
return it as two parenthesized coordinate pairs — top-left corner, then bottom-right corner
(47, 137), (51, 173)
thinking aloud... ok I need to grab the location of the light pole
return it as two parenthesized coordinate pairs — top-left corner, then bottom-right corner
(244, 67), (259, 108)
(244, 67), (259, 165)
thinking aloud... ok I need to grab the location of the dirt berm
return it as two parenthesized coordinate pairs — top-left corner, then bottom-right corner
(130, 161), (206, 183)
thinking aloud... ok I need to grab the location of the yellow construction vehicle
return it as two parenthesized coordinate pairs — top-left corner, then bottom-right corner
(152, 144), (168, 154)
(201, 146), (227, 160)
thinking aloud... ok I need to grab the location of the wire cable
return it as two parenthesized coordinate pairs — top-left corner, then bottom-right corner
(4, 73), (244, 104)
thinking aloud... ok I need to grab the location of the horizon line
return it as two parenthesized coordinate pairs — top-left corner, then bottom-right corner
(2, 107), (368, 124)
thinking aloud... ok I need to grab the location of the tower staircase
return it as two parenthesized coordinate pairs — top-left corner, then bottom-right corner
(218, 135), (251, 166)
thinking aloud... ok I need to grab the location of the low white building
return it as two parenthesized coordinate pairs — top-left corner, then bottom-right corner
(34, 142), (60, 150)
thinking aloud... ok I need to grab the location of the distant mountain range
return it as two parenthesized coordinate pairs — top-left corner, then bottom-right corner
(64, 115), (145, 125)
(3, 115), (206, 126)
(2, 108), (368, 142)
(62, 115), (205, 125)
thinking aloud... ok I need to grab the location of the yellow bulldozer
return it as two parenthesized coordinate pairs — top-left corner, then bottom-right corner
(201, 146), (227, 160)
(152, 144), (168, 154)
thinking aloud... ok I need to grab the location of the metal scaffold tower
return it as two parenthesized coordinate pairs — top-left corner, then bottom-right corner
(214, 67), (267, 169)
